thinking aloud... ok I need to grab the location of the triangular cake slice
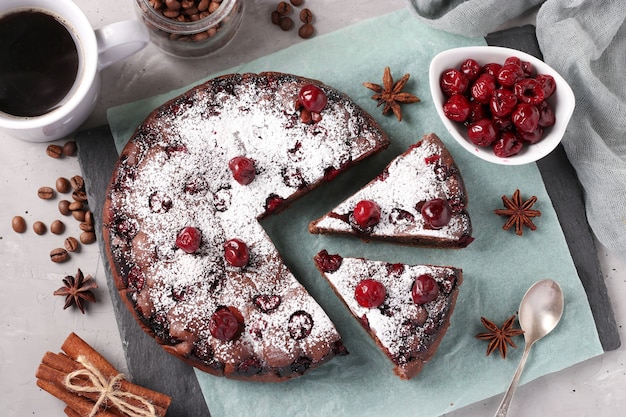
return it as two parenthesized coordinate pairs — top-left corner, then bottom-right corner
(313, 250), (463, 380)
(309, 133), (473, 248)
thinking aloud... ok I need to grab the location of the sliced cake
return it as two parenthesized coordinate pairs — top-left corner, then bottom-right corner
(309, 133), (474, 248)
(313, 250), (463, 380)
(102, 72), (390, 382)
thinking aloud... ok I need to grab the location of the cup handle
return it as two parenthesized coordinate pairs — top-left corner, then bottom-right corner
(95, 20), (150, 70)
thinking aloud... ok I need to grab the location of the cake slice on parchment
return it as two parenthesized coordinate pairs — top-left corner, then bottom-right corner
(309, 133), (474, 248)
(313, 250), (463, 380)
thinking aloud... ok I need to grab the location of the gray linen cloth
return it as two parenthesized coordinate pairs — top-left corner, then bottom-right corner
(405, 0), (626, 260)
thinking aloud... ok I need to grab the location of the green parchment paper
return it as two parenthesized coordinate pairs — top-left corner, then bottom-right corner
(107, 9), (603, 417)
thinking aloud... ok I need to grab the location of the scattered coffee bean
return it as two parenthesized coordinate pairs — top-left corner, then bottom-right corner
(64, 236), (79, 252)
(46, 144), (63, 158)
(79, 221), (94, 232)
(271, 1), (315, 38)
(299, 8), (312, 23)
(298, 23), (314, 38)
(277, 1), (292, 15)
(70, 175), (84, 191)
(279, 16), (293, 31)
(72, 190), (88, 203)
(33, 221), (47, 235)
(37, 186), (55, 200)
(72, 210), (86, 222)
(56, 177), (71, 193)
(62, 140), (77, 156)
(12, 216), (27, 233)
(68, 201), (84, 211)
(80, 231), (96, 244)
(50, 247), (69, 263)
(58, 200), (71, 215)
(271, 10), (280, 25)
(84, 210), (93, 226)
(50, 219), (65, 235)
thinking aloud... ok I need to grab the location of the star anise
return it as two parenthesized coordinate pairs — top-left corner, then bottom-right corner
(476, 315), (524, 359)
(53, 269), (97, 314)
(363, 66), (420, 121)
(494, 189), (541, 236)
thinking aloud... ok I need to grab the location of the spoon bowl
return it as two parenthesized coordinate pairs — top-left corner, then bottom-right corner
(494, 279), (564, 417)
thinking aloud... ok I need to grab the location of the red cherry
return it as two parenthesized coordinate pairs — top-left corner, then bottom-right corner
(470, 73), (496, 104)
(536, 74), (556, 98)
(490, 88), (518, 118)
(442, 94), (471, 122)
(176, 227), (202, 253)
(493, 131), (523, 158)
(481, 63), (502, 77)
(209, 306), (243, 341)
(228, 156), (256, 185)
(518, 127), (544, 144)
(421, 198), (452, 229)
(537, 100), (556, 127)
(224, 238), (249, 267)
(496, 63), (524, 87)
(460, 58), (482, 81)
(468, 119), (497, 147)
(299, 84), (327, 113)
(354, 279), (386, 308)
(511, 103), (540, 133)
(353, 200), (381, 229)
(514, 78), (545, 105)
(440, 68), (469, 96)
(411, 274), (439, 304)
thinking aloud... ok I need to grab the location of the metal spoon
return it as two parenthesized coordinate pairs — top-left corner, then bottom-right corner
(494, 279), (564, 417)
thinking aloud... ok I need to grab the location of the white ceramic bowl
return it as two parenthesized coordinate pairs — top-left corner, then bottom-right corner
(429, 46), (575, 165)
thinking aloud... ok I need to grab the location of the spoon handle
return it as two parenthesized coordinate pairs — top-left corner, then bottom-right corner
(494, 342), (532, 417)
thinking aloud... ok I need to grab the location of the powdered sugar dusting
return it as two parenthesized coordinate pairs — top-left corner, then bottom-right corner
(323, 256), (462, 366)
(312, 134), (472, 244)
(105, 73), (388, 379)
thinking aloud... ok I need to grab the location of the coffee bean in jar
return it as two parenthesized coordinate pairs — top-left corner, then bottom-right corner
(134, 0), (244, 58)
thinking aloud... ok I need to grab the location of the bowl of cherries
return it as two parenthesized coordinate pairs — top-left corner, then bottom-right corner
(429, 46), (575, 165)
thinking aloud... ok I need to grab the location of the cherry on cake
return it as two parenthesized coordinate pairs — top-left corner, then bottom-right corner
(309, 133), (474, 248)
(102, 72), (390, 382)
(313, 250), (463, 380)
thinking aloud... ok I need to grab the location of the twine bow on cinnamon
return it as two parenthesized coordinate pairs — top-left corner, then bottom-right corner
(63, 355), (156, 417)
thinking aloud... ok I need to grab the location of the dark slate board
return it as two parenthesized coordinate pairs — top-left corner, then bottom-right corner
(75, 24), (620, 417)
(487, 25), (620, 351)
(76, 127), (212, 417)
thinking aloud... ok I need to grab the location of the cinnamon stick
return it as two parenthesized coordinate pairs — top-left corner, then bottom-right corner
(37, 362), (168, 417)
(36, 378), (119, 417)
(37, 333), (172, 417)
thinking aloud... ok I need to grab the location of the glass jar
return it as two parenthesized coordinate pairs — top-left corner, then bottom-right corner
(134, 0), (244, 58)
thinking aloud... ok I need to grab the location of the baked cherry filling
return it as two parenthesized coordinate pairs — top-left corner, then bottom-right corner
(228, 156), (256, 185)
(176, 226), (202, 253)
(209, 306), (244, 342)
(354, 279), (386, 308)
(411, 274), (439, 304)
(314, 250), (343, 272)
(223, 238), (250, 267)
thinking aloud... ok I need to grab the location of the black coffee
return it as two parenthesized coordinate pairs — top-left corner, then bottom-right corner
(0, 10), (79, 117)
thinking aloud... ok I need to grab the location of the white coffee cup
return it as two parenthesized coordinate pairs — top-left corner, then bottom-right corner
(0, 0), (149, 142)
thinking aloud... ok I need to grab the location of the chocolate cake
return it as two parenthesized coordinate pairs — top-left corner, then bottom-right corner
(309, 133), (474, 248)
(102, 72), (390, 382)
(313, 250), (463, 380)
